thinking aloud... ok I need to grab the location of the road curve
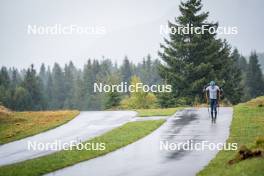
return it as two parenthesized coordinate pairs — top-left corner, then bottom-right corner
(0, 111), (137, 166)
(47, 107), (233, 176)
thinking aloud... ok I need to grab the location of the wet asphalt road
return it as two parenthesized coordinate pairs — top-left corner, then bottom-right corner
(0, 111), (137, 166)
(46, 107), (233, 176)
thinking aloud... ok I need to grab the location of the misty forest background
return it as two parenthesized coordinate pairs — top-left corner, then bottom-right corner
(0, 0), (264, 111)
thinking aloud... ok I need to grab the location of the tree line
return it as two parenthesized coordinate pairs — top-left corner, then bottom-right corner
(0, 55), (162, 111)
(1, 0), (264, 111)
(0, 49), (263, 111)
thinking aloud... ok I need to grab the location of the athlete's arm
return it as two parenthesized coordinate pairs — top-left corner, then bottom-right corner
(217, 87), (220, 102)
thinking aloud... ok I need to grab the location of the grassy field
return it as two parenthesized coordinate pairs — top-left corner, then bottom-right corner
(0, 109), (79, 144)
(136, 107), (183, 117)
(198, 97), (264, 176)
(0, 119), (165, 176)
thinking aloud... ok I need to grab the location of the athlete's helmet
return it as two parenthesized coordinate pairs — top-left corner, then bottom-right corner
(210, 81), (215, 86)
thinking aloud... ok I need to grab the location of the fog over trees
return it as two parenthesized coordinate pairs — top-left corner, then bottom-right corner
(1, 0), (263, 111)
(0, 55), (163, 110)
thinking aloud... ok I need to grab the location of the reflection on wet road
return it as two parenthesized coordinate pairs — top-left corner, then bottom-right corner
(47, 107), (233, 176)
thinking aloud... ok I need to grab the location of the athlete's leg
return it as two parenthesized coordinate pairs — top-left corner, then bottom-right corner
(210, 99), (214, 119)
(214, 99), (217, 119)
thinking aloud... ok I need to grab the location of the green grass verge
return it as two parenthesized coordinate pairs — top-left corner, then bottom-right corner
(197, 97), (264, 176)
(136, 107), (183, 117)
(0, 119), (165, 176)
(0, 110), (79, 144)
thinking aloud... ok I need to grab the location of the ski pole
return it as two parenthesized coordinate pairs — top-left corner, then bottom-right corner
(208, 102), (211, 118)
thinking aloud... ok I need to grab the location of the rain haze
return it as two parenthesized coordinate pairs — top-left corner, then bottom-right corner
(0, 0), (264, 69)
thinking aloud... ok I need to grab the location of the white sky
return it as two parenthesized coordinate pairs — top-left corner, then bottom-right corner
(0, 0), (263, 69)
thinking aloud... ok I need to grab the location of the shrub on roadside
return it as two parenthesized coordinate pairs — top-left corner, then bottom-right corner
(119, 76), (157, 109)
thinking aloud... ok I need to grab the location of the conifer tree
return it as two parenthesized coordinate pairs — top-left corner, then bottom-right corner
(64, 61), (76, 108)
(0, 67), (11, 107)
(246, 52), (264, 98)
(22, 64), (43, 110)
(104, 74), (122, 109)
(121, 56), (132, 83)
(158, 0), (242, 105)
(51, 63), (65, 109)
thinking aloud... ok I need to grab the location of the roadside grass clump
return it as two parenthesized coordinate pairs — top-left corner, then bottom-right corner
(0, 105), (11, 116)
(255, 136), (264, 147)
(245, 96), (264, 107)
(228, 141), (264, 165)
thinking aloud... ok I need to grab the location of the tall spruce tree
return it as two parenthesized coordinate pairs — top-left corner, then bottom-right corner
(39, 63), (47, 86)
(51, 63), (65, 109)
(233, 49), (248, 72)
(246, 52), (264, 98)
(73, 72), (86, 110)
(83, 59), (97, 110)
(121, 56), (132, 84)
(46, 67), (53, 109)
(10, 68), (21, 89)
(64, 61), (76, 108)
(22, 64), (43, 110)
(158, 0), (242, 105)
(223, 49), (243, 104)
(0, 67), (11, 107)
